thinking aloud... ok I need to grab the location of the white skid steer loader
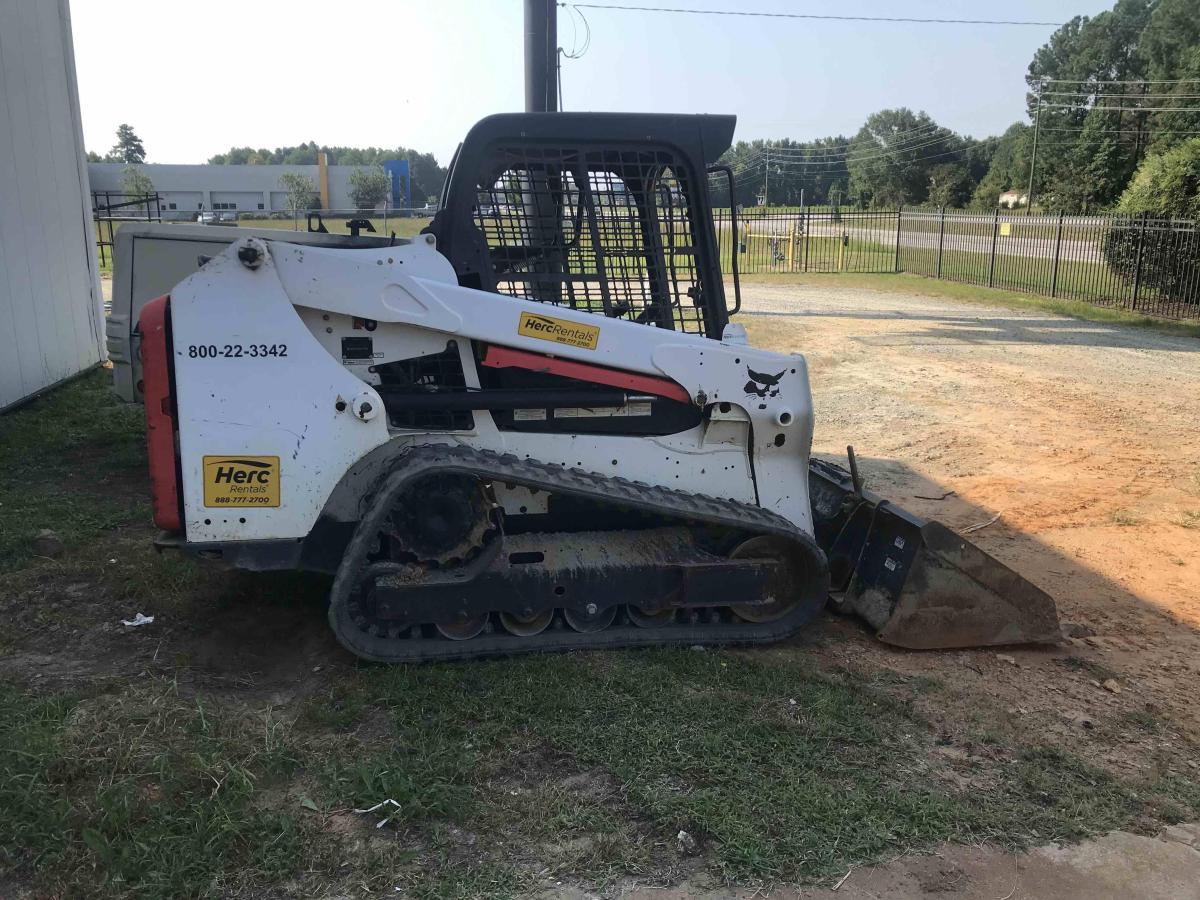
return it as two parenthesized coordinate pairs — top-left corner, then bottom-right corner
(137, 113), (1059, 662)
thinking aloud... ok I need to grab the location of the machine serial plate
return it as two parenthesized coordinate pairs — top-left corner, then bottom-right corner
(517, 312), (600, 350)
(202, 456), (280, 507)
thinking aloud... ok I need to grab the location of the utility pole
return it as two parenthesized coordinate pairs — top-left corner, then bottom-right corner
(763, 148), (770, 207)
(524, 0), (557, 113)
(1133, 81), (1148, 166)
(1025, 85), (1042, 216)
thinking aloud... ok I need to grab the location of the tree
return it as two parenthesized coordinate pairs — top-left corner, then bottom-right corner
(107, 124), (146, 164)
(970, 123), (1032, 209)
(1025, 1), (1154, 210)
(926, 163), (973, 208)
(847, 109), (963, 207)
(1056, 111), (1133, 212)
(86, 150), (103, 163)
(348, 165), (391, 211)
(1114, 136), (1200, 219)
(208, 143), (449, 206)
(121, 166), (155, 200)
(279, 172), (317, 214)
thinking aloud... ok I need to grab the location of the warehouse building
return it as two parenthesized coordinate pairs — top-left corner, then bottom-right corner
(88, 158), (412, 219)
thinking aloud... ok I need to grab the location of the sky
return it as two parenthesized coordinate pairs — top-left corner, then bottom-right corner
(70, 0), (1115, 166)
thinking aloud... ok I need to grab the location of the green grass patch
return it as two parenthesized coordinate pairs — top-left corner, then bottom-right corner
(0, 681), (326, 898)
(295, 649), (1192, 886)
(0, 370), (148, 572)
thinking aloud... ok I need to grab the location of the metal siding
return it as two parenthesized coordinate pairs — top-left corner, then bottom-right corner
(0, 0), (103, 411)
(211, 191), (263, 209)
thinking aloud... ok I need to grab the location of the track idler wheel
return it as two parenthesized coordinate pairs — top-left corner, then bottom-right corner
(564, 603), (618, 633)
(435, 615), (489, 641)
(728, 535), (814, 623)
(499, 609), (554, 636)
(627, 606), (676, 628)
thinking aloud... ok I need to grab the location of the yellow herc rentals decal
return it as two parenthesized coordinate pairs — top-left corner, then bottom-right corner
(203, 456), (280, 507)
(517, 312), (600, 350)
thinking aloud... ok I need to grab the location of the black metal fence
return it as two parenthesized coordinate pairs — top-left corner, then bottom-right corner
(898, 208), (1200, 321)
(92, 191), (162, 268)
(714, 208), (898, 275)
(714, 207), (1200, 321)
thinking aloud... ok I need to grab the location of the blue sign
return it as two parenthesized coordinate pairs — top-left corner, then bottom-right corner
(382, 160), (411, 208)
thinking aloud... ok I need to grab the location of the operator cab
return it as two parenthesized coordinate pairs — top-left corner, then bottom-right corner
(426, 112), (741, 341)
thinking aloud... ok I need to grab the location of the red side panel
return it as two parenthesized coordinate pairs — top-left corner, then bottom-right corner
(481, 345), (693, 405)
(138, 296), (182, 532)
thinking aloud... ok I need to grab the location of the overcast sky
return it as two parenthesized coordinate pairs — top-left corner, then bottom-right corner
(70, 0), (1113, 165)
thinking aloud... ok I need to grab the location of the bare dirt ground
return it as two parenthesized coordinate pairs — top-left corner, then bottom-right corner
(730, 279), (1200, 898)
(742, 281), (1200, 737)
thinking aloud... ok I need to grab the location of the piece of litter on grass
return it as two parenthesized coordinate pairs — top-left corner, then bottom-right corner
(354, 798), (402, 828)
(121, 613), (154, 627)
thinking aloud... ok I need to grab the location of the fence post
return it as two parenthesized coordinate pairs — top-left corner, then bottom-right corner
(936, 205), (946, 279)
(894, 207), (903, 272)
(988, 207), (1000, 288)
(1131, 212), (1148, 310)
(803, 206), (811, 272)
(1050, 211), (1064, 297)
(787, 218), (796, 272)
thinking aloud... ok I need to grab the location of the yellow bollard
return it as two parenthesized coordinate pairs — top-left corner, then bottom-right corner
(787, 220), (796, 271)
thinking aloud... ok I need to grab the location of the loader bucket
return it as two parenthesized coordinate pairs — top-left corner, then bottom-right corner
(808, 457), (1060, 649)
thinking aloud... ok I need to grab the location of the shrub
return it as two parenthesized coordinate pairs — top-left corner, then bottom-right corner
(1102, 139), (1200, 306)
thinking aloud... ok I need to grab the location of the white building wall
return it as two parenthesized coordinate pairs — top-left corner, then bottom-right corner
(88, 162), (377, 215)
(0, 0), (105, 412)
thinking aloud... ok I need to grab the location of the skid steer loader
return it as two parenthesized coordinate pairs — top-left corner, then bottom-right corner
(137, 112), (1059, 662)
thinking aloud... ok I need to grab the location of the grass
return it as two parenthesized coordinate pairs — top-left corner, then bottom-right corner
(734, 271), (1200, 339)
(3, 370), (1200, 897)
(7, 644), (1200, 897)
(0, 370), (147, 572)
(0, 682), (320, 898)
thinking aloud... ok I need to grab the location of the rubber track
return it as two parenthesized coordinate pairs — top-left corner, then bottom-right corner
(328, 444), (830, 662)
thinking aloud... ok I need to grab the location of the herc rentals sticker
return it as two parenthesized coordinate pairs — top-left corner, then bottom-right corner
(202, 456), (280, 507)
(517, 311), (600, 350)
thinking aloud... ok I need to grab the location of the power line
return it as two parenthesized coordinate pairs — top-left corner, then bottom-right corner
(728, 144), (974, 181)
(1043, 103), (1200, 112)
(562, 3), (1064, 26)
(732, 127), (956, 164)
(723, 133), (971, 181)
(1038, 91), (1200, 99)
(1035, 77), (1200, 85)
(749, 126), (948, 158)
(1039, 126), (1200, 134)
(773, 133), (966, 165)
(733, 122), (947, 151)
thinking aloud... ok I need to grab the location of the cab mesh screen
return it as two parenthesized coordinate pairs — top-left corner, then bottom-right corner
(472, 147), (706, 335)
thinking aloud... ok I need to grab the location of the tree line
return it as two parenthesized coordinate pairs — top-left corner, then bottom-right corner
(206, 142), (447, 206)
(715, 0), (1200, 215)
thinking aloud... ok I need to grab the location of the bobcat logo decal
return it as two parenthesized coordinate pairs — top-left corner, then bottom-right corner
(744, 367), (785, 399)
